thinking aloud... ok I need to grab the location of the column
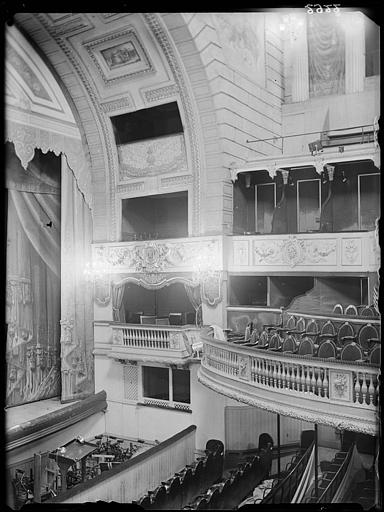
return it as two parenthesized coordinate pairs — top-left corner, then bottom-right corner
(291, 14), (309, 102)
(345, 12), (365, 94)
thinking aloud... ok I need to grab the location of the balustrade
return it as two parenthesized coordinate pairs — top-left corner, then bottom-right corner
(111, 324), (198, 353)
(200, 331), (380, 434)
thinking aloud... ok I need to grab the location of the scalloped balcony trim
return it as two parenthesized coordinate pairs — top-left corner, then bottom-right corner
(197, 366), (378, 436)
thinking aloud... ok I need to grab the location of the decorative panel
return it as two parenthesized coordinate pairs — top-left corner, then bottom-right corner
(83, 28), (154, 86)
(92, 236), (223, 274)
(341, 238), (362, 266)
(118, 134), (187, 179)
(123, 364), (139, 401)
(253, 236), (337, 267)
(329, 370), (353, 402)
(232, 240), (250, 266)
(229, 232), (378, 273)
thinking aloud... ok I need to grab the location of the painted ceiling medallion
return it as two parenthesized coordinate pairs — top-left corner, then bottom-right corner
(84, 28), (154, 85)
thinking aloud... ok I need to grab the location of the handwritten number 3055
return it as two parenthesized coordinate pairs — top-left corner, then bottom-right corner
(305, 4), (341, 14)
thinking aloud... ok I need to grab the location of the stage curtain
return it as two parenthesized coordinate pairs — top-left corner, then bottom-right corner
(308, 15), (345, 96)
(111, 282), (126, 322)
(6, 187), (61, 406)
(60, 156), (94, 402)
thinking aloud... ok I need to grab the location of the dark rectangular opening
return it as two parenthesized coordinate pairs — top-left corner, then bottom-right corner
(122, 191), (188, 241)
(172, 369), (190, 404)
(111, 102), (183, 144)
(142, 366), (169, 401)
(229, 276), (268, 306)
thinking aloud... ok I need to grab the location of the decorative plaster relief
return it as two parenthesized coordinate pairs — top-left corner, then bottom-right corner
(101, 96), (135, 113)
(213, 13), (265, 86)
(238, 356), (250, 380)
(160, 175), (193, 188)
(201, 272), (223, 307)
(143, 84), (179, 103)
(342, 239), (362, 266)
(117, 182), (145, 194)
(84, 28), (154, 86)
(252, 236), (337, 267)
(329, 370), (352, 402)
(118, 134), (188, 178)
(94, 238), (221, 274)
(233, 240), (249, 266)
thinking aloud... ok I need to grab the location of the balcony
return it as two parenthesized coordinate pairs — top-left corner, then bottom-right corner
(94, 322), (202, 363)
(228, 231), (379, 273)
(198, 330), (380, 435)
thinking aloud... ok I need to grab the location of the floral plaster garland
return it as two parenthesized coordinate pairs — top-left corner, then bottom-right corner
(5, 120), (93, 210)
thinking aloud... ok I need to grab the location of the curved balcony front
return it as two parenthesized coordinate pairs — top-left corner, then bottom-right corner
(198, 331), (379, 436)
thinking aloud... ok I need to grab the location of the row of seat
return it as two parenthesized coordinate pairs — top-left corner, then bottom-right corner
(184, 445), (273, 510)
(226, 318), (380, 363)
(135, 440), (224, 510)
(332, 304), (379, 317)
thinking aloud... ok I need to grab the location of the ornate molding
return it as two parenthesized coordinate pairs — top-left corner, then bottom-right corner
(83, 28), (155, 86)
(94, 238), (222, 274)
(201, 271), (223, 307)
(144, 13), (202, 234)
(253, 236), (336, 267)
(118, 134), (187, 179)
(112, 273), (198, 291)
(117, 182), (145, 194)
(198, 367), (378, 436)
(101, 96), (135, 113)
(342, 239), (361, 266)
(142, 84), (179, 103)
(161, 174), (193, 188)
(33, 13), (117, 235)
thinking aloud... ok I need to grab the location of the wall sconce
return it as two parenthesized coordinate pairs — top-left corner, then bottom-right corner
(341, 171), (348, 183)
(288, 175), (295, 187)
(245, 173), (252, 188)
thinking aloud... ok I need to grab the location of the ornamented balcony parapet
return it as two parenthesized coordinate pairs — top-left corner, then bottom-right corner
(198, 332), (380, 435)
(94, 322), (202, 363)
(229, 231), (379, 273)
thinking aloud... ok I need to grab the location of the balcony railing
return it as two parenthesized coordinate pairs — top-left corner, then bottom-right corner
(94, 322), (202, 363)
(199, 331), (380, 435)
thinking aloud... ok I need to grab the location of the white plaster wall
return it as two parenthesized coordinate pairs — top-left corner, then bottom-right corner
(95, 356), (241, 451)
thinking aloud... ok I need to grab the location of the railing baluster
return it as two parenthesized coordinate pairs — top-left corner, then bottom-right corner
(311, 366), (316, 394)
(316, 368), (322, 397)
(367, 374), (375, 406)
(323, 368), (329, 398)
(361, 373), (367, 405)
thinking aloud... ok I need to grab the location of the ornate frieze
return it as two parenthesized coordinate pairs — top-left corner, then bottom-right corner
(93, 237), (222, 275)
(253, 236), (336, 267)
(118, 134), (188, 179)
(100, 96), (135, 113)
(143, 84), (179, 103)
(161, 174), (193, 188)
(230, 232), (377, 272)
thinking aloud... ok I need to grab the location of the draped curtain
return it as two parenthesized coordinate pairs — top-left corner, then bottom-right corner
(111, 283), (126, 322)
(60, 156), (94, 402)
(184, 283), (202, 326)
(308, 15), (345, 96)
(6, 146), (61, 407)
